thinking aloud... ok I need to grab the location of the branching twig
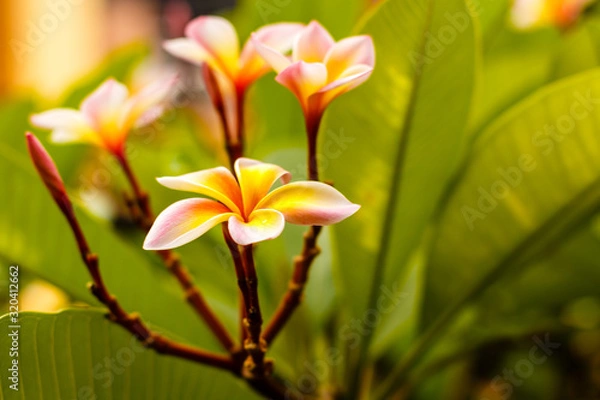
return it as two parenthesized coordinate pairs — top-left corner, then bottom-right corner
(64, 200), (235, 372)
(262, 225), (321, 344)
(116, 151), (236, 354)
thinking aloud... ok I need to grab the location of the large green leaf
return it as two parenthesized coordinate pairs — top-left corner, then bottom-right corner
(0, 310), (260, 399)
(320, 0), (478, 347)
(423, 69), (600, 329)
(376, 67), (600, 400)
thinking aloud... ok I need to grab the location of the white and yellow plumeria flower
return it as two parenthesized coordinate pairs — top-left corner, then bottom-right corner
(30, 76), (177, 156)
(252, 20), (375, 121)
(143, 158), (360, 249)
(164, 16), (304, 90)
(164, 16), (304, 136)
(511, 0), (595, 29)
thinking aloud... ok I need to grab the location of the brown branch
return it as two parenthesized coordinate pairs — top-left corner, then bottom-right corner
(116, 151), (236, 354)
(240, 244), (267, 377)
(222, 226), (269, 378)
(262, 225), (322, 344)
(222, 225), (251, 349)
(64, 206), (235, 372)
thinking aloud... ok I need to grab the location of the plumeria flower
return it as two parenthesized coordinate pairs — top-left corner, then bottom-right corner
(143, 158), (360, 249)
(164, 16), (304, 136)
(30, 76), (177, 156)
(164, 16), (304, 91)
(252, 20), (375, 123)
(511, 0), (595, 29)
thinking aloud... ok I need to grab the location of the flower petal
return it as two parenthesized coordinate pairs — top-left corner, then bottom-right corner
(143, 198), (233, 250)
(276, 61), (328, 111)
(292, 21), (335, 63)
(234, 158), (291, 216)
(324, 35), (375, 80)
(81, 78), (129, 130)
(257, 181), (360, 225)
(157, 167), (243, 214)
(80, 79), (130, 150)
(239, 23), (304, 85)
(123, 74), (178, 129)
(250, 34), (293, 74)
(185, 16), (240, 78)
(311, 64), (373, 113)
(163, 37), (214, 66)
(30, 109), (99, 146)
(227, 209), (285, 245)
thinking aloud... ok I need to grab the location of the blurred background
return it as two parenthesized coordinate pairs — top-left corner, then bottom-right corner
(0, 0), (241, 99)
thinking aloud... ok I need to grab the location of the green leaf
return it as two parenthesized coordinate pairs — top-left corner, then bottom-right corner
(376, 71), (600, 397)
(0, 310), (260, 399)
(469, 27), (561, 135)
(423, 69), (600, 330)
(320, 0), (478, 345)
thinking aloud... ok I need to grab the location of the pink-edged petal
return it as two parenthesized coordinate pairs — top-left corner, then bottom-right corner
(163, 38), (214, 66)
(256, 181), (360, 226)
(30, 109), (99, 146)
(324, 35), (375, 80)
(276, 61), (328, 111)
(234, 158), (291, 216)
(250, 34), (293, 74)
(311, 64), (373, 112)
(227, 209), (285, 245)
(185, 16), (240, 78)
(143, 198), (233, 250)
(123, 74), (178, 129)
(81, 78), (129, 131)
(292, 21), (335, 63)
(239, 23), (304, 85)
(156, 166), (242, 214)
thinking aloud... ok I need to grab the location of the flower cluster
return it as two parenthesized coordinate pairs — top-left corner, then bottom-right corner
(31, 15), (373, 248)
(27, 14), (374, 390)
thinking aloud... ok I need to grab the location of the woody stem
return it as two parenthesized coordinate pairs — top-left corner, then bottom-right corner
(241, 244), (266, 376)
